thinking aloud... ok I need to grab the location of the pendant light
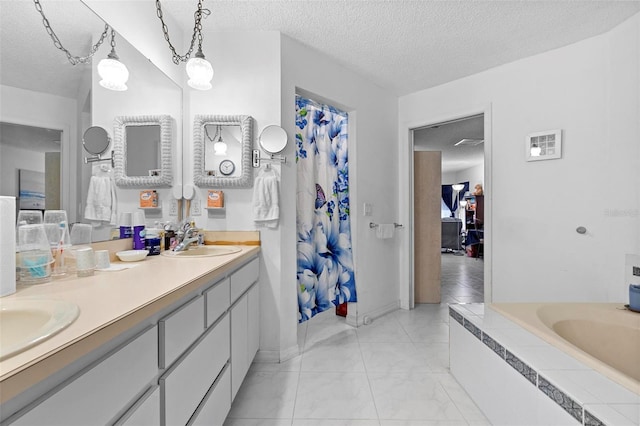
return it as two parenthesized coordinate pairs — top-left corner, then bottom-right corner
(187, 48), (214, 90)
(97, 30), (129, 91)
(213, 125), (227, 155)
(156, 0), (213, 90)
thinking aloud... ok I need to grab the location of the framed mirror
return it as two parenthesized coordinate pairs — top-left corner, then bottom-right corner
(113, 115), (173, 188)
(193, 115), (254, 188)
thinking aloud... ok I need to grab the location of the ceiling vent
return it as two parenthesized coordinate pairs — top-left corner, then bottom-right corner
(454, 138), (484, 147)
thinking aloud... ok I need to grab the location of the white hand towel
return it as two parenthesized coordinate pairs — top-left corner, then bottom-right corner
(84, 175), (116, 224)
(376, 223), (395, 239)
(253, 167), (279, 228)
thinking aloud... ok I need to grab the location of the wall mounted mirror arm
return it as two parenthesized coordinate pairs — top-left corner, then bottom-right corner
(252, 150), (286, 168)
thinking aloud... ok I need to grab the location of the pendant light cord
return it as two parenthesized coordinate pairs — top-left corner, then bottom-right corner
(156, 0), (210, 65)
(32, 0), (110, 65)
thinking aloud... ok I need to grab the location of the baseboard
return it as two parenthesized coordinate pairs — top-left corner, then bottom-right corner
(253, 344), (300, 364)
(346, 300), (400, 327)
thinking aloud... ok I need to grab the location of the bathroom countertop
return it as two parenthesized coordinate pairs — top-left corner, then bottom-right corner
(0, 244), (260, 404)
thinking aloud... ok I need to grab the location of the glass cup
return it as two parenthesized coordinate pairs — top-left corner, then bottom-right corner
(43, 210), (71, 276)
(16, 210), (43, 226)
(70, 223), (93, 245)
(16, 210), (44, 245)
(16, 224), (54, 284)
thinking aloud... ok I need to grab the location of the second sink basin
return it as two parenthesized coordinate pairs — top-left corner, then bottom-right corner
(0, 299), (80, 361)
(161, 245), (242, 258)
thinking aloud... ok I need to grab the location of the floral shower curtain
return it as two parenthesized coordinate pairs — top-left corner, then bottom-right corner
(295, 95), (357, 323)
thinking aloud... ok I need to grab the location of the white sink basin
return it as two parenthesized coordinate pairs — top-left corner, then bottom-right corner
(161, 245), (242, 258)
(0, 299), (80, 361)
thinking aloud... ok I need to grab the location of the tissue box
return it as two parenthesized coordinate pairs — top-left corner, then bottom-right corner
(629, 284), (640, 311)
(139, 190), (158, 208)
(207, 190), (224, 208)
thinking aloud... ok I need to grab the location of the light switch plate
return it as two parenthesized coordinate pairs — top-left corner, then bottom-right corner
(191, 199), (202, 216)
(169, 199), (179, 216)
(363, 203), (373, 217)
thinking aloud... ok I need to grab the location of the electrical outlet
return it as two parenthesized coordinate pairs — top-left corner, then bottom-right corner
(633, 266), (640, 277)
(169, 199), (179, 216)
(192, 199), (202, 216)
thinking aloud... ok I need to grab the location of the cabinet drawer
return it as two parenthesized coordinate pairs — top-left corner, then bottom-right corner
(118, 386), (160, 426)
(188, 366), (231, 426)
(205, 277), (230, 327)
(159, 295), (205, 368)
(162, 314), (230, 426)
(13, 326), (157, 426)
(230, 257), (259, 302)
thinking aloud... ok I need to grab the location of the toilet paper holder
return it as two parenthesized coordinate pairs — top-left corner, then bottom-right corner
(369, 222), (403, 229)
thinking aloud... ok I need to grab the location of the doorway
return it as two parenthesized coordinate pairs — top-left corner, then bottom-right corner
(412, 113), (487, 305)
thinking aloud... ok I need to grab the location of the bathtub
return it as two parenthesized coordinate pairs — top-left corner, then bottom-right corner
(490, 303), (640, 396)
(449, 303), (640, 425)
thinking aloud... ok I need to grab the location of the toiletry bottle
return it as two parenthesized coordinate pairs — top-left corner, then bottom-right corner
(132, 214), (146, 250)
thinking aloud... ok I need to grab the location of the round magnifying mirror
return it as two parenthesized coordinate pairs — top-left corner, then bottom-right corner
(259, 125), (288, 154)
(82, 126), (111, 155)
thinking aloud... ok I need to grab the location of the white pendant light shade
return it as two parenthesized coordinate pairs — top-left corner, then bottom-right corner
(98, 49), (129, 91)
(213, 140), (227, 155)
(186, 49), (213, 90)
(452, 183), (465, 192)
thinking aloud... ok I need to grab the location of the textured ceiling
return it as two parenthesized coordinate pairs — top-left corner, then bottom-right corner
(162, 0), (640, 95)
(1, 1), (640, 100)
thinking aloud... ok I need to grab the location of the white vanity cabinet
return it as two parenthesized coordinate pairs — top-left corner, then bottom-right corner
(2, 253), (260, 426)
(229, 258), (260, 399)
(118, 387), (161, 425)
(12, 326), (158, 426)
(161, 313), (230, 425)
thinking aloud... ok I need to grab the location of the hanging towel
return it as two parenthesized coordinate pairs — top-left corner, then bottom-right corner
(84, 172), (117, 225)
(376, 223), (395, 239)
(252, 167), (279, 228)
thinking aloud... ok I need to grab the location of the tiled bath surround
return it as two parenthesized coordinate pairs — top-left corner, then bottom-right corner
(449, 304), (640, 426)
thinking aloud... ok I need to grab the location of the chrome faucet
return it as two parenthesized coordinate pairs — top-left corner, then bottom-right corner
(173, 221), (200, 252)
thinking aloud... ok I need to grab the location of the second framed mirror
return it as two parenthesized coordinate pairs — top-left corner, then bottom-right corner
(193, 115), (254, 188)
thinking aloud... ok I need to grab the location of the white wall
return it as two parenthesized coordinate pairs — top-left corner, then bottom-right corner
(399, 13), (640, 303)
(0, 85), (77, 221)
(186, 30), (286, 360)
(91, 30), (182, 241)
(456, 164), (484, 191)
(442, 164), (484, 188)
(281, 35), (400, 331)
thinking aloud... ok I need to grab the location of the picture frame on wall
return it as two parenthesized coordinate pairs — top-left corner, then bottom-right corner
(18, 169), (45, 209)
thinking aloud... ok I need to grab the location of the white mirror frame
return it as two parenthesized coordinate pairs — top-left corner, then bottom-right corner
(113, 115), (173, 188)
(193, 114), (254, 188)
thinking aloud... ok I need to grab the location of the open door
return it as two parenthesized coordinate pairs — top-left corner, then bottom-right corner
(414, 151), (441, 303)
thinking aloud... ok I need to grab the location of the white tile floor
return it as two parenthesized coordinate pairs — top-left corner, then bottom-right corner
(224, 303), (491, 426)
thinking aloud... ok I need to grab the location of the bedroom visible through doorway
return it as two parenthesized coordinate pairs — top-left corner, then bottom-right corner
(413, 114), (485, 304)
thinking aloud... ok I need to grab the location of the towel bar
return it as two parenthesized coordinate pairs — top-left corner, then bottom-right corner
(369, 222), (403, 229)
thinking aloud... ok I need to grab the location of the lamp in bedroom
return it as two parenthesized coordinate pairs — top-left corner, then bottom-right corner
(452, 183), (465, 218)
